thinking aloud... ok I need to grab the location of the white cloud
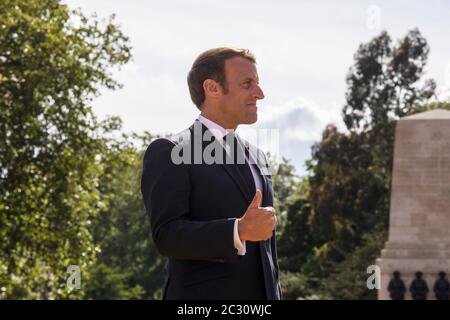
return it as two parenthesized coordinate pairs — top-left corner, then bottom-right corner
(63, 0), (450, 175)
(237, 95), (346, 175)
(254, 95), (345, 141)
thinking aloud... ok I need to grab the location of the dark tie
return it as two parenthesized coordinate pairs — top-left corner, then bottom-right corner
(223, 133), (256, 196)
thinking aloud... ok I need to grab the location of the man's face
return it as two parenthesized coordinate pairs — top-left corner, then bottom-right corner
(219, 56), (264, 128)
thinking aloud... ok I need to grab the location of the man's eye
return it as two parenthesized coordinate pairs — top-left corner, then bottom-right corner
(243, 82), (251, 88)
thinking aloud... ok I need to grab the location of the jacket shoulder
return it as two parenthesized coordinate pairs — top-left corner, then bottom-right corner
(143, 128), (192, 156)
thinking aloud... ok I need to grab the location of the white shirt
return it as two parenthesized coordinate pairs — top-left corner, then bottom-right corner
(198, 115), (263, 256)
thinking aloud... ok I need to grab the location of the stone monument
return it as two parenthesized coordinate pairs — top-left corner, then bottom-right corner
(376, 108), (450, 300)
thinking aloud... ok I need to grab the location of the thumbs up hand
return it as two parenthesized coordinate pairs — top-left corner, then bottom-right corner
(238, 189), (277, 242)
(249, 189), (262, 208)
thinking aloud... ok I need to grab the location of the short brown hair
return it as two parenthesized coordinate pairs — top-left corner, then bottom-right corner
(187, 47), (256, 110)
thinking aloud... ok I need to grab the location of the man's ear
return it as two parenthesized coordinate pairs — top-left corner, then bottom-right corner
(203, 79), (222, 99)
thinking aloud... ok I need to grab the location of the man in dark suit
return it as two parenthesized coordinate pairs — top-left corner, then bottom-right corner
(141, 47), (282, 300)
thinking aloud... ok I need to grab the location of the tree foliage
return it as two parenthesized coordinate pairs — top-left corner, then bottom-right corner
(85, 132), (166, 299)
(0, 0), (131, 298)
(2, 2), (448, 300)
(280, 29), (441, 299)
(306, 29), (435, 267)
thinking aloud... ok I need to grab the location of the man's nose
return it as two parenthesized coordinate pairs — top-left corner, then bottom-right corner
(254, 85), (265, 100)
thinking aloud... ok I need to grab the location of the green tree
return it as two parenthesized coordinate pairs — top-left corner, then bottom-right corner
(307, 125), (385, 260)
(343, 29), (435, 131)
(0, 0), (131, 298)
(84, 263), (145, 300)
(343, 29), (435, 179)
(85, 132), (166, 299)
(278, 29), (440, 299)
(307, 29), (435, 268)
(278, 195), (313, 272)
(268, 156), (301, 234)
(320, 225), (387, 300)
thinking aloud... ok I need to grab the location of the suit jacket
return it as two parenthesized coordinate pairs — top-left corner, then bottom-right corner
(141, 120), (282, 300)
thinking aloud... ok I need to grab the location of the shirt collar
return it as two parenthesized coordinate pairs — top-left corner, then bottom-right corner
(197, 114), (236, 142)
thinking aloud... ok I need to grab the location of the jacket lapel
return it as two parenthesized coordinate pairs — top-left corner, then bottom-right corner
(238, 136), (271, 206)
(191, 120), (252, 204)
(221, 156), (253, 204)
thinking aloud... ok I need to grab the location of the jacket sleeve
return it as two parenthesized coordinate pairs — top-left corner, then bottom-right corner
(270, 229), (283, 299)
(141, 138), (239, 261)
(262, 150), (283, 299)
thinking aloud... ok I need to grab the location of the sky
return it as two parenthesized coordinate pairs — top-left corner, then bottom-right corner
(64, 0), (450, 175)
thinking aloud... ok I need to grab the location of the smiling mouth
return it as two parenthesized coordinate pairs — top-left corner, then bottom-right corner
(247, 104), (257, 113)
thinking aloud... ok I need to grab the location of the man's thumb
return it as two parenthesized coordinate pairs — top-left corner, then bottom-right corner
(249, 189), (262, 208)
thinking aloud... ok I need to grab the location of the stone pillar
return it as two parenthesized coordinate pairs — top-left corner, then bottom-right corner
(376, 109), (450, 300)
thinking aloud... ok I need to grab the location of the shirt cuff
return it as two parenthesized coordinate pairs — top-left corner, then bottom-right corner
(233, 218), (246, 255)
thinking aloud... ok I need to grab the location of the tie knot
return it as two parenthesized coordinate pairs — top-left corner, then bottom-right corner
(223, 132), (236, 142)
